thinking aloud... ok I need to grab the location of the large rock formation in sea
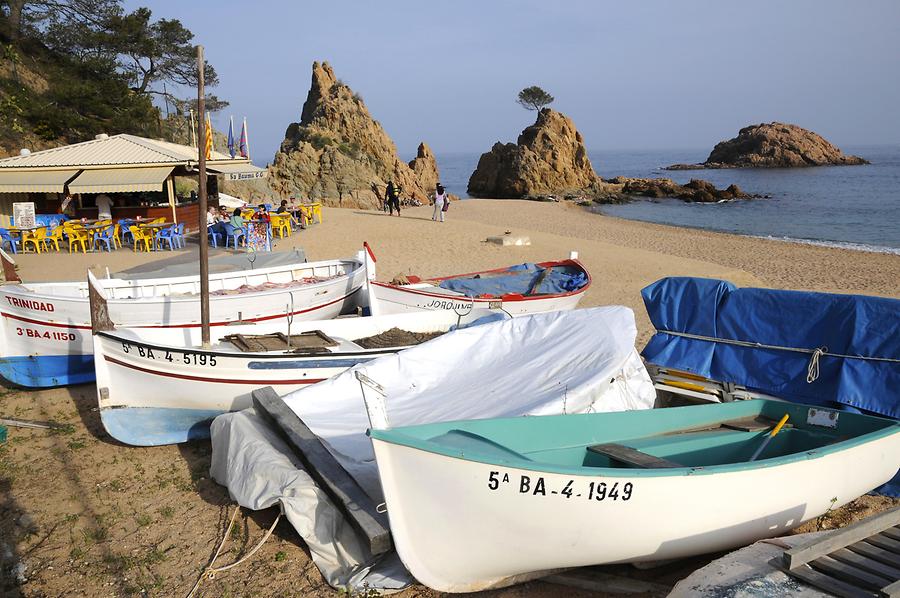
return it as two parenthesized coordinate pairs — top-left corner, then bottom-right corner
(269, 62), (439, 208)
(467, 109), (598, 198)
(667, 122), (869, 170)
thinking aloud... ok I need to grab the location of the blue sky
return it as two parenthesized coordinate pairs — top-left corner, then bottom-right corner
(126, 1), (900, 164)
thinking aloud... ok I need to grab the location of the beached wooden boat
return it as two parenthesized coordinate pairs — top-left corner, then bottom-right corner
(369, 258), (590, 316)
(368, 399), (900, 592)
(0, 248), (366, 388)
(94, 309), (501, 446)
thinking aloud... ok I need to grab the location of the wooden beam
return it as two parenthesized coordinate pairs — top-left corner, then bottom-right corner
(251, 386), (392, 555)
(587, 443), (682, 469)
(783, 507), (900, 569)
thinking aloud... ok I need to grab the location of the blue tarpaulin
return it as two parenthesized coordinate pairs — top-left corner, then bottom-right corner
(641, 277), (900, 495)
(438, 263), (587, 297)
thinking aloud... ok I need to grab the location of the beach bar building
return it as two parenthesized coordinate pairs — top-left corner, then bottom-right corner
(0, 134), (266, 230)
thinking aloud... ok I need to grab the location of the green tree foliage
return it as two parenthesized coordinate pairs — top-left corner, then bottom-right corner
(516, 86), (554, 113)
(0, 0), (225, 146)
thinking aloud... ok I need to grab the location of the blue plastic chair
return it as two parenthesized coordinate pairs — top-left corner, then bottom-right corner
(208, 225), (222, 248)
(118, 219), (135, 245)
(172, 222), (186, 249)
(154, 225), (177, 251)
(0, 228), (18, 254)
(224, 223), (243, 248)
(93, 226), (117, 252)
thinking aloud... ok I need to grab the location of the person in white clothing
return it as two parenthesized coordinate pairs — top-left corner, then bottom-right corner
(95, 194), (113, 220)
(432, 183), (447, 222)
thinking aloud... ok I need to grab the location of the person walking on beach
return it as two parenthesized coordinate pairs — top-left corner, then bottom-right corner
(432, 183), (448, 222)
(385, 180), (401, 216)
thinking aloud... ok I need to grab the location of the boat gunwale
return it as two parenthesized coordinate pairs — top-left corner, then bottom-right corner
(369, 403), (900, 479)
(2, 257), (363, 302)
(95, 329), (414, 359)
(370, 258), (591, 302)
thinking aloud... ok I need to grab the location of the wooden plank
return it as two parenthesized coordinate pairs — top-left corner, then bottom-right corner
(868, 534), (900, 554)
(587, 443), (682, 469)
(880, 578), (900, 598)
(811, 554), (893, 590)
(721, 415), (790, 433)
(882, 527), (900, 542)
(770, 558), (872, 598)
(784, 506), (900, 569)
(251, 386), (392, 555)
(831, 547), (900, 582)
(850, 541), (900, 569)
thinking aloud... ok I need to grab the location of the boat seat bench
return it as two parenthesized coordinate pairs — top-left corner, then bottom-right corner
(587, 443), (683, 469)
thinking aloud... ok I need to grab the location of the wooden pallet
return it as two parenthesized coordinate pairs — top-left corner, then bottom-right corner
(771, 506), (900, 597)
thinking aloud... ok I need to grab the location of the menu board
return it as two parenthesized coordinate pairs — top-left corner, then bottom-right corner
(13, 202), (35, 228)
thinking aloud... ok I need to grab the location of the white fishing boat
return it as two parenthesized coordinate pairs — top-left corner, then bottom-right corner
(369, 257), (590, 316)
(93, 305), (502, 446)
(368, 400), (900, 592)
(0, 248), (367, 388)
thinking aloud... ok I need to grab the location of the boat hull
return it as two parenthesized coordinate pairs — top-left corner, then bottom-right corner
(371, 417), (900, 592)
(0, 258), (365, 388)
(369, 258), (589, 316)
(370, 283), (583, 316)
(94, 310), (497, 445)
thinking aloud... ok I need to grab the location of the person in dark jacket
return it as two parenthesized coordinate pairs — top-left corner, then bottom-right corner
(385, 180), (401, 216)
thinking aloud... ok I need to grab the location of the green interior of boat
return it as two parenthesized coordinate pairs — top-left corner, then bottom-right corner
(369, 400), (900, 477)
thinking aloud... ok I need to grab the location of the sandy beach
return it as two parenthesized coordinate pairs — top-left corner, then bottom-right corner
(1, 201), (898, 597)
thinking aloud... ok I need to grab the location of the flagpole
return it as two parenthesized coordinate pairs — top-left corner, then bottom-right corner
(229, 115), (235, 158)
(196, 46), (210, 348)
(244, 117), (251, 161)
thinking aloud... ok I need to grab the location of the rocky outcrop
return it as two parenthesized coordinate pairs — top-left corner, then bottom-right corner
(666, 122), (869, 170)
(467, 109), (597, 198)
(408, 142), (439, 194)
(269, 62), (439, 208)
(591, 177), (764, 204)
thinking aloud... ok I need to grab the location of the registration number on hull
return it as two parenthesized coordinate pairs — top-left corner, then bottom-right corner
(121, 343), (217, 367)
(422, 299), (502, 310)
(487, 470), (633, 502)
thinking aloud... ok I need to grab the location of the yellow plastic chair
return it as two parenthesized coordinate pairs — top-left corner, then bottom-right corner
(272, 214), (291, 238)
(21, 226), (47, 253)
(67, 226), (92, 253)
(129, 225), (153, 252)
(43, 225), (65, 252)
(240, 209), (256, 221)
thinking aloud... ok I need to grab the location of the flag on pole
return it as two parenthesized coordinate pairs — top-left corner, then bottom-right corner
(227, 116), (236, 158)
(204, 113), (213, 159)
(239, 118), (249, 159)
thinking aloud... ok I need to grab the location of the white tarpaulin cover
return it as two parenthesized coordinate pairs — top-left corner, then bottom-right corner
(210, 306), (656, 590)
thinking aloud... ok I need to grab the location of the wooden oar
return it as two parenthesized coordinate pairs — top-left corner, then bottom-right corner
(749, 413), (790, 461)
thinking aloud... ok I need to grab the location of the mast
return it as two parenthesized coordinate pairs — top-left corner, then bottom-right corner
(197, 45), (211, 348)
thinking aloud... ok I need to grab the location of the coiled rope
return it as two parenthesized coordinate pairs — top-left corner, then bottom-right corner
(185, 505), (282, 598)
(657, 329), (900, 384)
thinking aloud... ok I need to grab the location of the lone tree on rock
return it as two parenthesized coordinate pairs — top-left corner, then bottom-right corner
(517, 86), (554, 113)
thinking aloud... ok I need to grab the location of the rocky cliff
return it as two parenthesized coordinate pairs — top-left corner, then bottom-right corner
(467, 109), (597, 198)
(666, 122), (868, 170)
(269, 62), (439, 208)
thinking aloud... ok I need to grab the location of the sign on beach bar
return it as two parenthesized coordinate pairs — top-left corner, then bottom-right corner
(13, 202), (35, 228)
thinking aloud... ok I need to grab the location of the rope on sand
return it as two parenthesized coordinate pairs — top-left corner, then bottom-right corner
(185, 505), (282, 598)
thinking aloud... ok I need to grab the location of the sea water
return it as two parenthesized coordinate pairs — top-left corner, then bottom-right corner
(432, 146), (900, 254)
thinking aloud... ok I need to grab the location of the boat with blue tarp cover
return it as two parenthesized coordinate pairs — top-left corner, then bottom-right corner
(369, 257), (590, 316)
(640, 276), (900, 495)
